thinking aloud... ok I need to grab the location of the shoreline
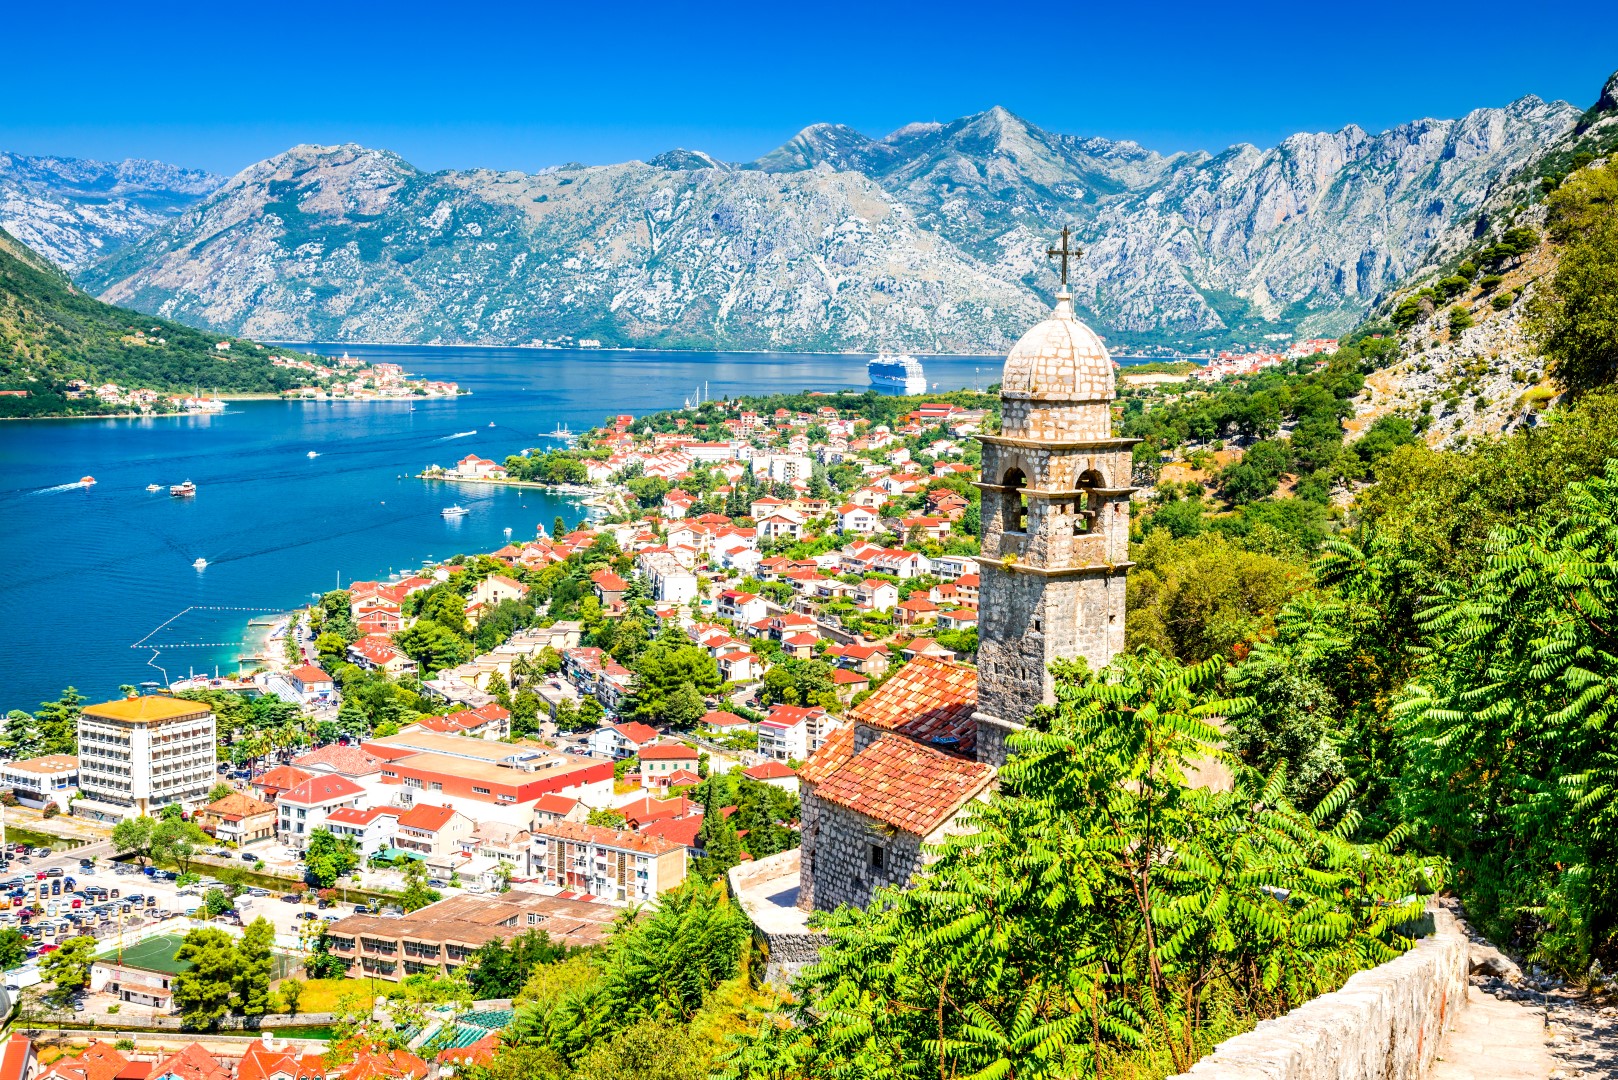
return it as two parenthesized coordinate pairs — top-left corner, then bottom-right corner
(1, 394), (458, 421)
(278, 340), (1210, 362)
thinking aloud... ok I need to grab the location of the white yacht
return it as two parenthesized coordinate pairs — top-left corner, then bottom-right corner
(868, 352), (927, 395)
(441, 505), (469, 518)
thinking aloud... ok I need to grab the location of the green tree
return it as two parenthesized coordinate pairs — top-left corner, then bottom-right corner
(172, 927), (240, 1030)
(40, 935), (96, 1007)
(111, 815), (158, 866)
(394, 621), (472, 675)
(153, 818), (209, 875)
(757, 658), (835, 709)
(399, 858), (442, 913)
(279, 976), (305, 1017)
(33, 687), (84, 755)
(719, 651), (1434, 1079)
(693, 778), (741, 881)
(1530, 163), (1618, 396)
(625, 640), (721, 725)
(1396, 458), (1618, 973)
(304, 827), (360, 888)
(236, 917), (276, 1016)
(207, 781), (234, 803)
(0, 927), (26, 970)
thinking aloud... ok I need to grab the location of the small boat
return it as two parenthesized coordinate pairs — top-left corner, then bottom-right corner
(170, 481), (196, 497)
(192, 558), (208, 570)
(146, 483), (162, 492)
(79, 476), (96, 486)
(307, 451), (320, 458)
(441, 505), (469, 518)
(488, 421), (495, 428)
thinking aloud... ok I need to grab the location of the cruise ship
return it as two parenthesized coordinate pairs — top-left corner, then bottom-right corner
(868, 352), (927, 395)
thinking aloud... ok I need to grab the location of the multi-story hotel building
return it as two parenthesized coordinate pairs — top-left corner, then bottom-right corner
(531, 820), (686, 904)
(75, 696), (217, 820)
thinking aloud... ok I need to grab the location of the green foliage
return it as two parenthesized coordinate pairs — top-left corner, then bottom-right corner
(468, 929), (574, 999)
(278, 976), (305, 1017)
(112, 815), (158, 865)
(236, 917), (276, 1017)
(505, 881), (750, 1065)
(1529, 163), (1618, 396)
(0, 927), (26, 970)
(399, 857), (442, 912)
(304, 827), (360, 888)
(719, 651), (1434, 1079)
(172, 927), (239, 1030)
(0, 687), (83, 758)
(757, 657), (836, 710)
(693, 775), (742, 881)
(1395, 459), (1618, 972)
(1126, 532), (1305, 662)
(624, 637), (721, 726)
(0, 229), (325, 416)
(40, 935), (96, 1007)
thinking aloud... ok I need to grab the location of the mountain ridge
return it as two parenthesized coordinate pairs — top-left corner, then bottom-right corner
(53, 86), (1596, 352)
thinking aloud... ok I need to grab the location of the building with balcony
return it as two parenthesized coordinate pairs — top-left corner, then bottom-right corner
(532, 820), (686, 905)
(322, 891), (622, 981)
(74, 696), (217, 821)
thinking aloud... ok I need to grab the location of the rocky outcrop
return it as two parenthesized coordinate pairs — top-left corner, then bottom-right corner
(60, 89), (1585, 351)
(0, 152), (222, 271)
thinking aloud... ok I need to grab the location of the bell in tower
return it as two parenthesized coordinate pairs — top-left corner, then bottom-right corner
(971, 228), (1137, 766)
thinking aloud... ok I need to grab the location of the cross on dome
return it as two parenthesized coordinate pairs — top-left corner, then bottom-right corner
(1045, 225), (1083, 288)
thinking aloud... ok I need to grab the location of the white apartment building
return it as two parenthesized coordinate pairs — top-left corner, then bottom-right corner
(0, 754), (79, 811)
(75, 697), (217, 821)
(532, 821), (686, 904)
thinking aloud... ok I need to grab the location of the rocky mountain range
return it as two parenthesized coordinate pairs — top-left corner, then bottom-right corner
(33, 89), (1594, 351)
(0, 153), (222, 271)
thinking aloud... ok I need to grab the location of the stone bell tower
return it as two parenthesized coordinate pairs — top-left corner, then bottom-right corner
(972, 230), (1136, 766)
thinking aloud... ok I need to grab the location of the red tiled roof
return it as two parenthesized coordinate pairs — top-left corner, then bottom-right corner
(336, 1048), (427, 1080)
(289, 665), (331, 684)
(535, 819), (682, 856)
(700, 710), (750, 727)
(0, 1035), (30, 1080)
(619, 794), (693, 828)
(238, 1043), (326, 1080)
(810, 735), (994, 835)
(639, 741), (699, 761)
(146, 1043), (229, 1080)
(532, 793), (580, 816)
(831, 668), (870, 685)
(325, 806), (399, 826)
(641, 816), (703, 848)
(294, 743), (382, 777)
(255, 765), (313, 793)
(612, 721), (660, 746)
(849, 654), (978, 753)
(278, 773), (364, 807)
(799, 726), (855, 786)
(743, 761), (797, 781)
(396, 803), (458, 831)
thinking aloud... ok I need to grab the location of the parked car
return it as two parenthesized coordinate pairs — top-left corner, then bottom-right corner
(44, 868), (62, 879)
(78, 859), (95, 871)
(279, 894), (300, 903)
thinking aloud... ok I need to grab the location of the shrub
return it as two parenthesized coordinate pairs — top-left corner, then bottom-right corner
(1479, 273), (1504, 292)
(1492, 292), (1515, 311)
(1449, 305), (1474, 333)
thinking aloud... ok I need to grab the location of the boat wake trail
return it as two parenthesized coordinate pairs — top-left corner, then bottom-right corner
(435, 430), (478, 441)
(27, 482), (90, 495)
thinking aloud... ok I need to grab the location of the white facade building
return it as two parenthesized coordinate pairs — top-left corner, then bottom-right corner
(76, 697), (217, 820)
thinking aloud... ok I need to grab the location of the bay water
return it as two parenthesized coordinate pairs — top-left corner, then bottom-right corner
(0, 346), (1149, 711)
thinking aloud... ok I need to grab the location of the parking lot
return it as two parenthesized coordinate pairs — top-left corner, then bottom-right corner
(0, 839), (390, 993)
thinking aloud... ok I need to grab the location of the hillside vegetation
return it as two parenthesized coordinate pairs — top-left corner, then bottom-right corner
(0, 227), (314, 417)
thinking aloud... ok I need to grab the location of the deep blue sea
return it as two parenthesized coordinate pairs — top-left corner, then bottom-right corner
(0, 346), (1154, 712)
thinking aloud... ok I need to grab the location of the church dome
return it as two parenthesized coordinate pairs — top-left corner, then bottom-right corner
(1000, 292), (1114, 403)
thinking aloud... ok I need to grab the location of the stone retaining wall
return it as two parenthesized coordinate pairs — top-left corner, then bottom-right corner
(1171, 904), (1468, 1080)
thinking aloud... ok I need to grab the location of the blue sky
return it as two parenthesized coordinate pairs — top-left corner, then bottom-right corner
(4, 0), (1614, 175)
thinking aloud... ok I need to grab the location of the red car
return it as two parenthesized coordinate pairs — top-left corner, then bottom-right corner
(37, 944), (57, 954)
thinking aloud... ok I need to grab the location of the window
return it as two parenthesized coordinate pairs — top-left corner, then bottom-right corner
(869, 844), (886, 871)
(1001, 468), (1028, 533)
(473, 786), (491, 795)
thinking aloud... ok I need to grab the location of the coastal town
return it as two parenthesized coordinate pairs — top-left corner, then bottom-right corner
(51, 351), (460, 415)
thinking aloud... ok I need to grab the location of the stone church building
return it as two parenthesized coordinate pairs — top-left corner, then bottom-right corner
(790, 282), (1136, 912)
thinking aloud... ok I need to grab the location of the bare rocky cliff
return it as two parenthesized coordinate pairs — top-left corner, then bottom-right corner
(60, 91), (1584, 351)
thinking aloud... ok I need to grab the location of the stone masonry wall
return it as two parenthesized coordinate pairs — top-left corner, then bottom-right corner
(1171, 904), (1467, 1080)
(799, 789), (923, 912)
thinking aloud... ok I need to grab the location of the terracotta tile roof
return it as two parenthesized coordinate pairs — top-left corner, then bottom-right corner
(254, 765), (313, 794)
(532, 793), (580, 815)
(294, 743), (383, 776)
(288, 665), (331, 684)
(742, 761), (797, 781)
(278, 773), (364, 807)
(535, 819), (683, 856)
(202, 792), (274, 821)
(612, 721), (660, 745)
(40, 1041), (128, 1080)
(641, 816), (703, 848)
(325, 806), (399, 826)
(849, 654), (978, 754)
(811, 734), (994, 835)
(335, 1048), (427, 1080)
(396, 803), (459, 831)
(639, 740), (699, 761)
(146, 1043), (229, 1080)
(798, 725), (855, 785)
(237, 1043), (326, 1080)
